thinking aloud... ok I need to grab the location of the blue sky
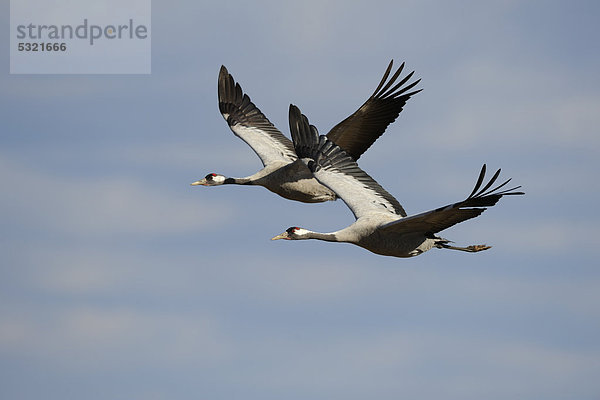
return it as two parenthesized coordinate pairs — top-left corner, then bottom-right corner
(1, 1), (599, 399)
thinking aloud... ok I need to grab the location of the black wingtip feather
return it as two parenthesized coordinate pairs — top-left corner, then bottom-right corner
(462, 164), (524, 208)
(474, 168), (502, 198)
(388, 78), (422, 99)
(371, 60), (398, 97)
(324, 60), (422, 161)
(289, 104), (320, 160)
(380, 70), (415, 98)
(467, 164), (487, 199)
(376, 62), (406, 97)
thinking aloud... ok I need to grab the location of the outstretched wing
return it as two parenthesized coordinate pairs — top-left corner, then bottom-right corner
(289, 104), (406, 219)
(325, 60), (422, 160)
(218, 66), (297, 167)
(380, 165), (524, 235)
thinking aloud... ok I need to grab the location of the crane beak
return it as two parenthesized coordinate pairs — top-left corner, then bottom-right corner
(190, 179), (207, 186)
(271, 232), (289, 240)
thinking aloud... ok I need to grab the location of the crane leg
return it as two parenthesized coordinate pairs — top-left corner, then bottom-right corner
(438, 243), (492, 252)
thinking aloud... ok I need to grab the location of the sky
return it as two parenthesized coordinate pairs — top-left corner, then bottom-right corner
(1, 0), (599, 399)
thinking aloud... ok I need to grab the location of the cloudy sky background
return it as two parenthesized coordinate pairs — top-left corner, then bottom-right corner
(1, 1), (599, 399)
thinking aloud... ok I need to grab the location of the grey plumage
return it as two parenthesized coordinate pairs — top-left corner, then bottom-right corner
(273, 105), (524, 258)
(290, 105), (407, 216)
(192, 61), (421, 203)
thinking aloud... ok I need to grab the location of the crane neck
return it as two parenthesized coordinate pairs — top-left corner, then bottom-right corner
(224, 177), (252, 185)
(306, 231), (338, 242)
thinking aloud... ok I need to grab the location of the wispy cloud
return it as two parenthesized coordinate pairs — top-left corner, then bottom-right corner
(0, 305), (232, 371)
(2, 0), (600, 399)
(1, 155), (235, 236)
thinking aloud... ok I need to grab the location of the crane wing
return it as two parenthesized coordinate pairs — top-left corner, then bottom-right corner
(325, 60), (422, 160)
(218, 66), (297, 167)
(380, 165), (524, 235)
(289, 105), (406, 219)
